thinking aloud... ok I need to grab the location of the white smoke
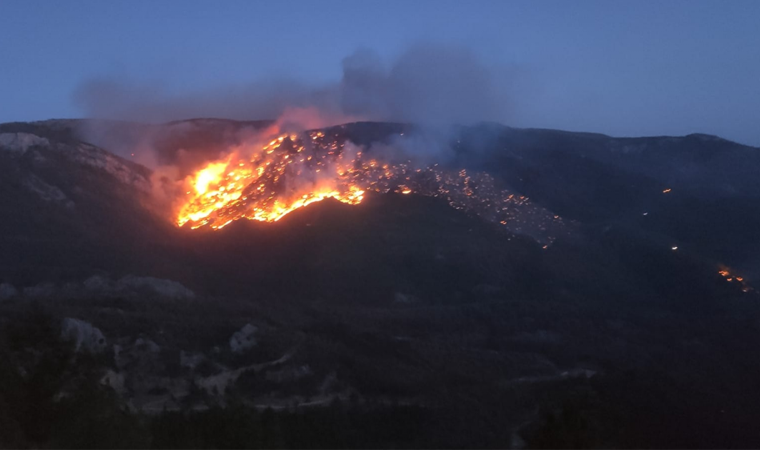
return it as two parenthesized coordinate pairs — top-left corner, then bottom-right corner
(74, 44), (511, 127)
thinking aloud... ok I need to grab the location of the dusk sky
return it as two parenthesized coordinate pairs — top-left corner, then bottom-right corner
(2, 0), (759, 145)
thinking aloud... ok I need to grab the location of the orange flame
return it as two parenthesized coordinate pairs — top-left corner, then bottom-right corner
(174, 127), (569, 248)
(177, 131), (369, 229)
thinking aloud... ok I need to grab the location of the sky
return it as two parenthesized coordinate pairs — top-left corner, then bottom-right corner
(1, 0), (759, 145)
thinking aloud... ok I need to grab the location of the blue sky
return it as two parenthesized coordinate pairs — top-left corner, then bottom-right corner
(2, 0), (759, 145)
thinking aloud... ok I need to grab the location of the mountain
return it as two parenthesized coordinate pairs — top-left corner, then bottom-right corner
(0, 120), (174, 284)
(450, 125), (760, 279)
(0, 118), (759, 448)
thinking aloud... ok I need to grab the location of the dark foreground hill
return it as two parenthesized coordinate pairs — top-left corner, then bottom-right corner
(0, 119), (759, 448)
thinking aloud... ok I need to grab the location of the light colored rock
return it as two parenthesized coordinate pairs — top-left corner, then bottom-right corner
(0, 132), (49, 154)
(23, 282), (56, 299)
(0, 283), (18, 301)
(68, 143), (152, 192)
(118, 275), (195, 299)
(61, 318), (107, 353)
(180, 351), (205, 369)
(230, 323), (258, 353)
(134, 337), (161, 353)
(84, 275), (114, 292)
(265, 364), (313, 383)
(101, 369), (126, 395)
(23, 175), (74, 209)
(0, 129), (151, 192)
(197, 372), (231, 396)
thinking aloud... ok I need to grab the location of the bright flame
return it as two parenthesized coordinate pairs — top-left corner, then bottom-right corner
(717, 267), (753, 292)
(177, 131), (371, 229)
(194, 162), (228, 196)
(174, 128), (569, 246)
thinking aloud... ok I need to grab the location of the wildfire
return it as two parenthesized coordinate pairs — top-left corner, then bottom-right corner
(194, 162), (228, 196)
(717, 267), (753, 292)
(177, 131), (367, 229)
(175, 128), (569, 244)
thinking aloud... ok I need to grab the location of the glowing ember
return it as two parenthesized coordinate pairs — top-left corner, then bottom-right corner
(717, 267), (753, 292)
(194, 162), (228, 196)
(176, 128), (570, 244)
(177, 132), (366, 229)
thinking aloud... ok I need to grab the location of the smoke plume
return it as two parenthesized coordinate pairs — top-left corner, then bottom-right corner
(73, 44), (514, 219)
(74, 44), (510, 127)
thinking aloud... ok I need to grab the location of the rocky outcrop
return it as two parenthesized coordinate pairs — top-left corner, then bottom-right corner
(67, 142), (151, 192)
(10, 275), (195, 301)
(117, 275), (195, 300)
(83, 275), (113, 292)
(134, 337), (161, 354)
(0, 132), (50, 154)
(230, 324), (258, 353)
(23, 175), (75, 209)
(101, 369), (127, 395)
(60, 318), (107, 353)
(0, 128), (151, 192)
(265, 364), (313, 383)
(180, 351), (205, 370)
(82, 275), (196, 300)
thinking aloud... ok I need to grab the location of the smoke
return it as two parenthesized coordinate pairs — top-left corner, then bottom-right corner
(74, 44), (511, 127)
(72, 44), (514, 221)
(366, 130), (456, 167)
(341, 46), (507, 125)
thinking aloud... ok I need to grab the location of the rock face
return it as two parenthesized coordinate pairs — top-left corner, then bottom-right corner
(230, 324), (258, 353)
(60, 318), (107, 353)
(0, 132), (50, 154)
(82, 275), (196, 300)
(134, 337), (161, 353)
(101, 369), (127, 395)
(0, 283), (17, 301)
(23, 175), (75, 209)
(4, 276), (196, 302)
(118, 275), (195, 299)
(180, 351), (205, 369)
(83, 275), (113, 292)
(265, 364), (313, 383)
(0, 129), (151, 192)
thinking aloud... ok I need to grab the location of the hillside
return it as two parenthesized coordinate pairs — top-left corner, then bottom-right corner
(0, 119), (759, 448)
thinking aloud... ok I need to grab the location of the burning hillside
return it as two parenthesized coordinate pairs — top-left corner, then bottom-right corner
(177, 126), (569, 244)
(177, 130), (366, 228)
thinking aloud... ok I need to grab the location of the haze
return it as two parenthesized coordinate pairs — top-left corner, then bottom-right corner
(1, 0), (759, 145)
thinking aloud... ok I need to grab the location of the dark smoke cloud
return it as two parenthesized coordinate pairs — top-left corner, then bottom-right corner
(73, 44), (511, 126)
